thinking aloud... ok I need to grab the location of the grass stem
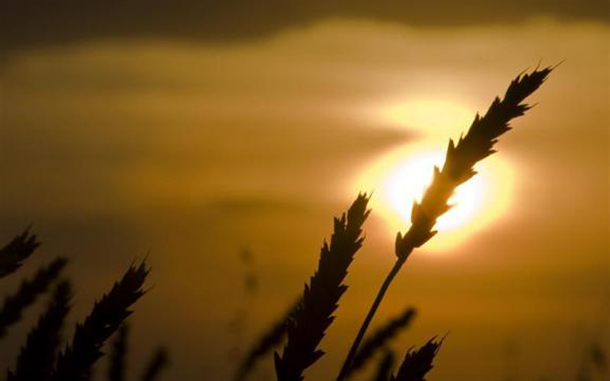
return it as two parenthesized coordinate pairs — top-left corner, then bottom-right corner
(336, 255), (407, 381)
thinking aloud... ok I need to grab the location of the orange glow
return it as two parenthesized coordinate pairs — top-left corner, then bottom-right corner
(355, 100), (516, 253)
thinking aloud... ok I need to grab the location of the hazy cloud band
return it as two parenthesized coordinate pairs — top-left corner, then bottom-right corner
(2, 0), (609, 55)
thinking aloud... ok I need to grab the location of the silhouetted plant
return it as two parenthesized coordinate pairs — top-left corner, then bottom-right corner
(0, 66), (555, 381)
(0, 230), (160, 381)
(371, 350), (396, 381)
(7, 280), (72, 381)
(590, 343), (607, 373)
(274, 193), (371, 381)
(335, 67), (553, 381)
(52, 262), (149, 381)
(0, 229), (40, 279)
(575, 342), (608, 381)
(228, 248), (261, 362)
(139, 347), (170, 381)
(235, 297), (302, 381)
(107, 323), (171, 381)
(240, 248), (259, 296)
(262, 67), (553, 381)
(109, 324), (129, 381)
(346, 307), (416, 379)
(389, 338), (442, 381)
(0, 257), (67, 339)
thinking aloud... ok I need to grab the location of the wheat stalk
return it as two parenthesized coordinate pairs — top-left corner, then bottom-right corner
(52, 261), (149, 381)
(7, 280), (72, 381)
(346, 307), (416, 379)
(371, 350), (395, 381)
(335, 67), (553, 381)
(274, 193), (371, 381)
(234, 297), (302, 381)
(0, 229), (40, 279)
(109, 324), (129, 381)
(0, 257), (67, 339)
(139, 347), (170, 381)
(389, 338), (442, 381)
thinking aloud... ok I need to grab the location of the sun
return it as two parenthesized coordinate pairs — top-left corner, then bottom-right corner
(355, 99), (516, 253)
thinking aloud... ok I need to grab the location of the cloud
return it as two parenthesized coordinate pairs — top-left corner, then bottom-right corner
(2, 0), (608, 55)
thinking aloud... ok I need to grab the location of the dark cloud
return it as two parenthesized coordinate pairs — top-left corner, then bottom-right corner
(2, 0), (608, 55)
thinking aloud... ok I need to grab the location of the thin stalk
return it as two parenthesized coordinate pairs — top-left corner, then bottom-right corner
(335, 67), (551, 381)
(336, 255), (407, 381)
(274, 194), (371, 381)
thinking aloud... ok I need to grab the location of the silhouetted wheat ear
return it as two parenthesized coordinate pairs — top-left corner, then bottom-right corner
(7, 280), (71, 381)
(0, 229), (40, 279)
(109, 324), (129, 381)
(346, 307), (416, 379)
(274, 193), (371, 381)
(335, 67), (553, 381)
(0, 257), (67, 339)
(140, 347), (169, 381)
(234, 297), (302, 381)
(389, 338), (442, 381)
(589, 343), (607, 373)
(371, 350), (395, 381)
(52, 261), (149, 381)
(396, 67), (552, 257)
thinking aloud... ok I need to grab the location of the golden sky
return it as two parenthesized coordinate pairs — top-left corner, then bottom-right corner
(0, 10), (609, 381)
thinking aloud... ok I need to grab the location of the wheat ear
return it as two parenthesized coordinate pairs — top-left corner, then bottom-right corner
(389, 338), (442, 381)
(7, 280), (71, 381)
(52, 261), (149, 381)
(0, 257), (67, 339)
(0, 229), (40, 279)
(336, 67), (552, 381)
(274, 193), (371, 381)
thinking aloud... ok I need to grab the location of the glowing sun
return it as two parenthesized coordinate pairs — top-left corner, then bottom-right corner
(356, 99), (516, 253)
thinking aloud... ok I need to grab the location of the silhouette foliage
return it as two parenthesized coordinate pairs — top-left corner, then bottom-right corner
(274, 193), (371, 381)
(52, 262), (149, 381)
(0, 230), (156, 381)
(8, 280), (72, 381)
(0, 67), (555, 381)
(0, 229), (40, 279)
(389, 338), (442, 381)
(347, 307), (416, 378)
(235, 297), (302, 381)
(0, 257), (67, 339)
(395, 68), (552, 257)
(139, 348), (170, 381)
(372, 350), (396, 381)
(109, 324), (129, 381)
(107, 323), (171, 381)
(335, 67), (552, 381)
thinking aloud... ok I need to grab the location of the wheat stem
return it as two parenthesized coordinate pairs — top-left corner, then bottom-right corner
(274, 194), (370, 381)
(346, 306), (415, 378)
(336, 67), (552, 381)
(371, 350), (395, 381)
(336, 256), (406, 381)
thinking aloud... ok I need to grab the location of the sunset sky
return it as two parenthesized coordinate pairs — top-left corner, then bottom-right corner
(1, 2), (609, 380)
